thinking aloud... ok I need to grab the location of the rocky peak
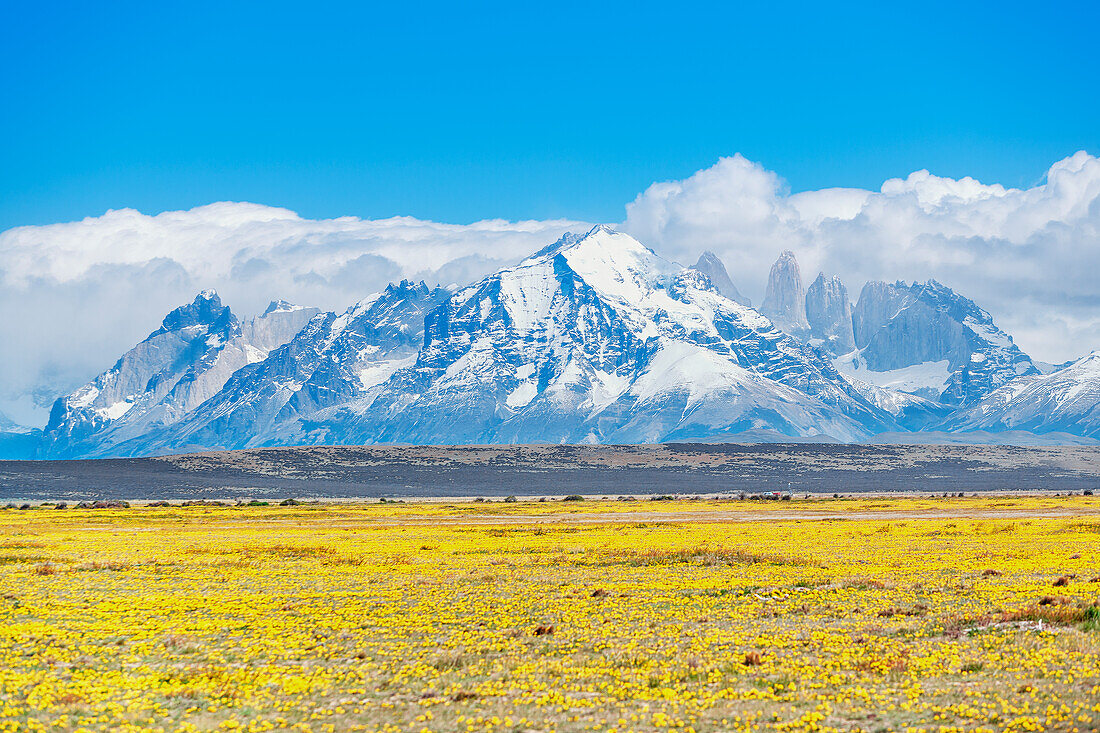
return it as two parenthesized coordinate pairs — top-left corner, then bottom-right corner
(805, 273), (855, 355)
(263, 299), (310, 315)
(159, 289), (236, 335)
(244, 301), (321, 353)
(761, 250), (809, 336)
(690, 251), (751, 306)
(385, 279), (431, 298)
(852, 281), (911, 348)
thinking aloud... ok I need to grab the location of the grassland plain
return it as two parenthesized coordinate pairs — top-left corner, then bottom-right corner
(1, 497), (1099, 733)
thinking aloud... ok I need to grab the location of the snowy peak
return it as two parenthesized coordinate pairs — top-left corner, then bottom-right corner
(432, 225), (683, 343)
(691, 251), (751, 306)
(762, 250), (809, 336)
(323, 231), (894, 446)
(264, 299), (310, 315)
(40, 291), (319, 458)
(845, 279), (1037, 407)
(241, 300), (322, 355)
(912, 279), (996, 330)
(124, 279), (453, 455)
(942, 351), (1100, 437)
(159, 289), (235, 335)
(557, 227), (682, 303)
(340, 279), (448, 348)
(524, 225), (629, 262)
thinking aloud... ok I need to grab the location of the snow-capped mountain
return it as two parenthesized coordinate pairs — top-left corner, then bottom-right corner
(273, 226), (895, 445)
(752, 250), (1037, 412)
(39, 291), (319, 458)
(840, 279), (1037, 406)
(838, 373), (952, 431)
(941, 352), (1100, 438)
(19, 229), (1100, 458)
(125, 280), (451, 454)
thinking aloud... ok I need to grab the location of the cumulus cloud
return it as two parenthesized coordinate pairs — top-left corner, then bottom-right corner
(0, 206), (587, 424)
(624, 151), (1100, 367)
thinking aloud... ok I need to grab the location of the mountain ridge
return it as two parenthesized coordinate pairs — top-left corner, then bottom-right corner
(17, 228), (1099, 458)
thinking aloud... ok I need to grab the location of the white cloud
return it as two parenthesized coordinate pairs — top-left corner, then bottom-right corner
(624, 150), (1100, 366)
(0, 205), (587, 425)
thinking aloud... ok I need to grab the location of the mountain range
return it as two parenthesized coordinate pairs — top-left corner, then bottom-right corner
(7, 225), (1099, 458)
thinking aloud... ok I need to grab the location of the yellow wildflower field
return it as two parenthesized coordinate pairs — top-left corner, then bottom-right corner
(1, 496), (1099, 733)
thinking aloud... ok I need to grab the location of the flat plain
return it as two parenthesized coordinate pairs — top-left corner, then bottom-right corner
(2, 496), (1099, 732)
(5, 443), (1100, 500)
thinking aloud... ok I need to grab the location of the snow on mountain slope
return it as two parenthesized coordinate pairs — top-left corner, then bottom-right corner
(834, 354), (953, 398)
(287, 226), (896, 445)
(125, 280), (451, 454)
(35, 226), (1084, 455)
(845, 279), (1037, 406)
(836, 371), (952, 430)
(940, 352), (1100, 437)
(751, 252), (1035, 412)
(39, 291), (319, 458)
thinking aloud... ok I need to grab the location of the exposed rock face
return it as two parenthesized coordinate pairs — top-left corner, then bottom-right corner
(285, 227), (893, 446)
(32, 229), (1086, 453)
(690, 251), (751, 306)
(761, 250), (809, 337)
(852, 281), (911, 348)
(113, 280), (452, 456)
(40, 292), (319, 458)
(843, 280), (1038, 407)
(101, 227), (894, 453)
(805, 274), (855, 355)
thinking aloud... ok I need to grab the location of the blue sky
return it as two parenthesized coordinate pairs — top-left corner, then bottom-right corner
(1, 0), (1098, 230)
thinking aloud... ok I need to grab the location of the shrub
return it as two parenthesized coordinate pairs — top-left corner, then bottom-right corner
(1083, 605), (1100, 631)
(563, 495), (584, 501)
(504, 495), (517, 503)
